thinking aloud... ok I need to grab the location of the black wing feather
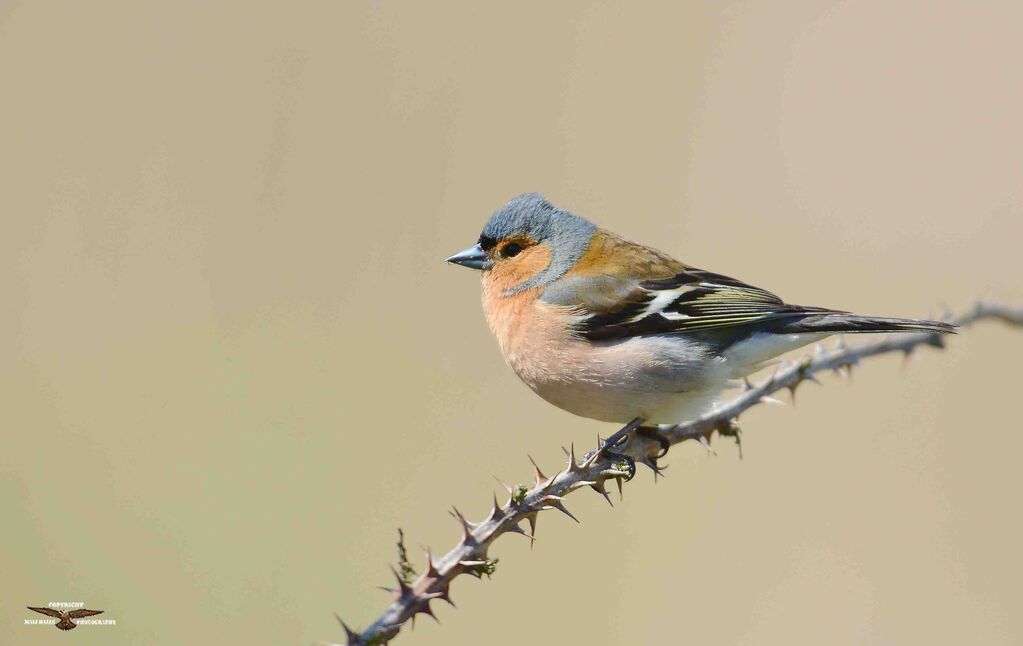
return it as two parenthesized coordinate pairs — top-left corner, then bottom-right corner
(580, 268), (839, 341)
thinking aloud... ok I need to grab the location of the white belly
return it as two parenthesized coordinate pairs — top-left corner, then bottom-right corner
(510, 334), (728, 424)
(531, 377), (728, 424)
(513, 331), (831, 425)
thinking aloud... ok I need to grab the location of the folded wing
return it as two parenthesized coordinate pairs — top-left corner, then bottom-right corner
(578, 268), (837, 341)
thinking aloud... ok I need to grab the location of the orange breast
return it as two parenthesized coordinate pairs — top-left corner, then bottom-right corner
(481, 275), (580, 387)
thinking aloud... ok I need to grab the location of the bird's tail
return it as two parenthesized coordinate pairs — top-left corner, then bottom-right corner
(773, 313), (957, 335)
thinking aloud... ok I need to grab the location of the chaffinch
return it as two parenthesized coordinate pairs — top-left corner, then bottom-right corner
(447, 193), (955, 425)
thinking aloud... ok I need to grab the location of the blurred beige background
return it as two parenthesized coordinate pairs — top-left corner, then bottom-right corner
(2, 1), (1021, 644)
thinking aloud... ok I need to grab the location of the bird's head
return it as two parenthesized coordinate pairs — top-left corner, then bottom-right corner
(446, 193), (597, 295)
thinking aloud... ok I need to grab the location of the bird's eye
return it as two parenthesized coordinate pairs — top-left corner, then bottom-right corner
(501, 243), (523, 258)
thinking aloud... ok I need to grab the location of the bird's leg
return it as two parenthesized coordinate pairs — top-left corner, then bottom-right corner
(598, 417), (645, 458)
(635, 425), (670, 458)
(594, 417), (645, 483)
(628, 425), (671, 480)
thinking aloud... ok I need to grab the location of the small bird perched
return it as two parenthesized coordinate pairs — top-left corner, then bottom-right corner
(446, 194), (955, 425)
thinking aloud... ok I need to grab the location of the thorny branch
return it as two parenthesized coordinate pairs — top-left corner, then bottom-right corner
(330, 302), (1023, 645)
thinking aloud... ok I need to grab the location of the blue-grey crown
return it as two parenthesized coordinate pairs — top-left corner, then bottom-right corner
(481, 193), (597, 295)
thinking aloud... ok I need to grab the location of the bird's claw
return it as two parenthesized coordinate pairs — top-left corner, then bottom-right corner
(597, 417), (644, 459)
(636, 426), (670, 458)
(594, 417), (645, 482)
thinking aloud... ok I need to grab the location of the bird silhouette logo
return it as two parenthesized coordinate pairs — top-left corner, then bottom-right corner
(27, 606), (104, 631)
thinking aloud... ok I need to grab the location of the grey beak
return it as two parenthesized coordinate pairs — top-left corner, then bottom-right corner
(446, 243), (491, 270)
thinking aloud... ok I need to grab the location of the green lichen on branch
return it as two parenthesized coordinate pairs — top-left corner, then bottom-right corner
(465, 558), (498, 579)
(395, 529), (415, 585)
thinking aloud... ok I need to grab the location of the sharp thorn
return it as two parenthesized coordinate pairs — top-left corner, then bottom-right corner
(541, 472), (559, 492)
(528, 454), (547, 486)
(567, 442), (581, 473)
(590, 480), (613, 506)
(641, 457), (667, 480)
(542, 496), (579, 523)
(424, 548), (439, 578)
(487, 493), (504, 522)
(416, 600), (439, 623)
(438, 590), (456, 607)
(389, 565), (413, 596)
(492, 476), (513, 495)
(449, 507), (475, 542)
(334, 614), (361, 644)
(568, 479), (597, 491)
(525, 512), (538, 546)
